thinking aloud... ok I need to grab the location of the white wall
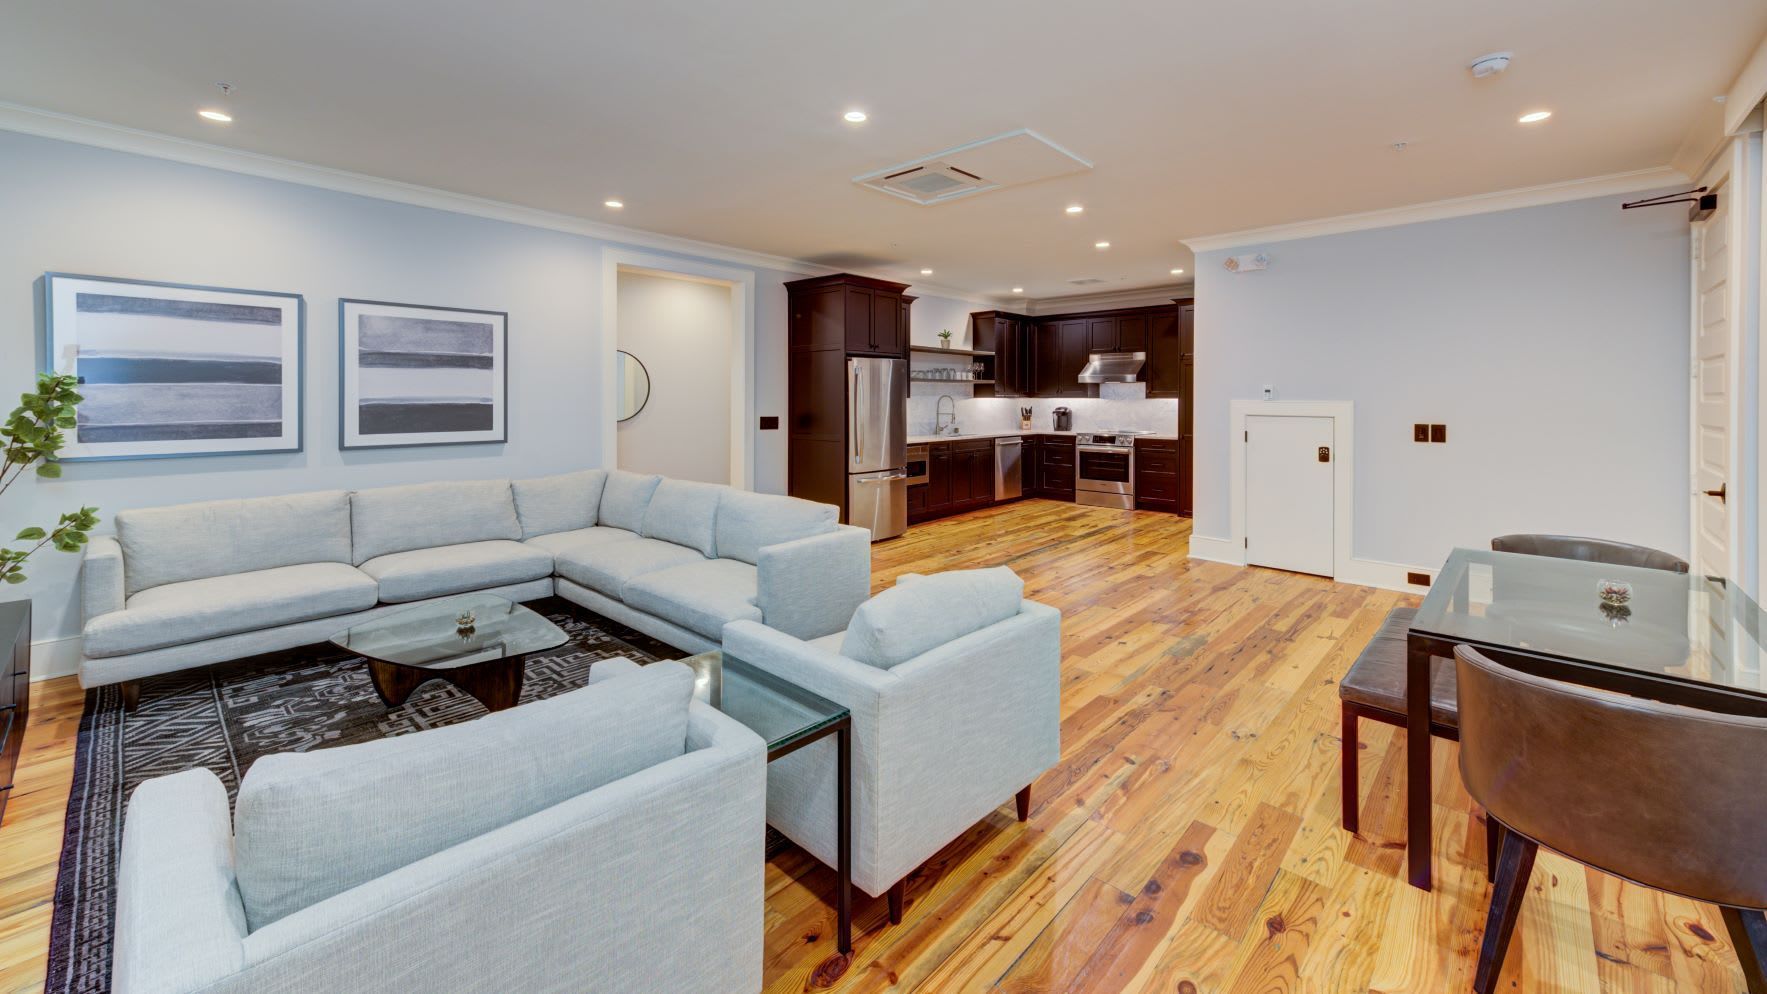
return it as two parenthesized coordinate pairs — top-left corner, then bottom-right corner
(0, 130), (986, 650)
(615, 271), (734, 483)
(1192, 192), (1692, 574)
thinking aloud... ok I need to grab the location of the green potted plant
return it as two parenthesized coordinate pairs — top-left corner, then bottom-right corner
(2, 373), (99, 586)
(938, 329), (953, 349)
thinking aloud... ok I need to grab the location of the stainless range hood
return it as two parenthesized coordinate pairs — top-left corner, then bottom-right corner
(1077, 351), (1145, 384)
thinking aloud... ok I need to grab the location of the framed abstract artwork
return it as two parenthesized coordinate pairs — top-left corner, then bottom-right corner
(338, 299), (508, 449)
(42, 273), (304, 461)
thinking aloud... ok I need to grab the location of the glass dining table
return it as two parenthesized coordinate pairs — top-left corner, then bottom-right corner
(1402, 547), (1767, 890)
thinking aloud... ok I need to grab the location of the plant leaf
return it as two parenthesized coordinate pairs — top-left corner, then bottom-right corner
(35, 462), (61, 479)
(14, 527), (44, 541)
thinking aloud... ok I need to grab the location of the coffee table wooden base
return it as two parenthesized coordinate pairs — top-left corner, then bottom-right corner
(367, 654), (527, 713)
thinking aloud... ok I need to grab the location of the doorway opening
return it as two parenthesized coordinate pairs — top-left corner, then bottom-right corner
(600, 251), (755, 487)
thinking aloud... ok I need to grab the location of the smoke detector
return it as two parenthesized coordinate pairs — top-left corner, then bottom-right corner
(1469, 52), (1512, 78)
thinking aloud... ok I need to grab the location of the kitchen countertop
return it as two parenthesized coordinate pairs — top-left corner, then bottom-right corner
(907, 429), (1179, 444)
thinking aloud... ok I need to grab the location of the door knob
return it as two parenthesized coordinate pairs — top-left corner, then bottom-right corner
(1704, 482), (1727, 503)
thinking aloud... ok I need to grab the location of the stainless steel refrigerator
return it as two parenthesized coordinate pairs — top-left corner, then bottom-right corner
(846, 356), (907, 541)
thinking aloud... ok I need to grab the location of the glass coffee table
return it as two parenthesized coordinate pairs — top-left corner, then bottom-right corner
(679, 650), (854, 955)
(331, 593), (567, 713)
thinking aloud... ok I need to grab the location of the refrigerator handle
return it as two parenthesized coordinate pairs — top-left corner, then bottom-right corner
(852, 363), (864, 466)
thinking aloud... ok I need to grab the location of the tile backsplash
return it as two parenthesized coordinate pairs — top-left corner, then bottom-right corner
(908, 381), (1178, 436)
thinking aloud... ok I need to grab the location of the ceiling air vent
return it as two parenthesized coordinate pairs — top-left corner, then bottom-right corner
(856, 129), (1091, 206)
(1067, 277), (1108, 286)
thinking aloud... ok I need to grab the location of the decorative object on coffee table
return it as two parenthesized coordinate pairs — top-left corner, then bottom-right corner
(330, 593), (565, 713)
(338, 298), (508, 449)
(42, 273), (303, 460)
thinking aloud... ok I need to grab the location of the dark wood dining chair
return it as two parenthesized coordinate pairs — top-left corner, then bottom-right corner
(1455, 644), (1767, 993)
(1338, 535), (1689, 836)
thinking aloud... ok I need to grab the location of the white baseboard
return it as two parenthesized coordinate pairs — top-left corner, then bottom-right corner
(1187, 536), (1433, 595)
(30, 636), (81, 682)
(1187, 534), (1246, 566)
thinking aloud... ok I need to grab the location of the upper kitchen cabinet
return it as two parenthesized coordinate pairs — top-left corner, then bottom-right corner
(970, 310), (1035, 397)
(1035, 319), (1094, 397)
(1144, 299), (1191, 399)
(787, 273), (912, 358)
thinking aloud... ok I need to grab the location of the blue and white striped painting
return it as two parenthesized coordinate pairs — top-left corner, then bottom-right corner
(340, 300), (507, 448)
(44, 275), (303, 460)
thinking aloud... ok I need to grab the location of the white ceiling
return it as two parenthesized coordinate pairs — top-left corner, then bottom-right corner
(3, 0), (1763, 300)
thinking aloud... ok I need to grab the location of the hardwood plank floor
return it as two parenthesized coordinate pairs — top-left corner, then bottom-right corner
(0, 500), (1745, 993)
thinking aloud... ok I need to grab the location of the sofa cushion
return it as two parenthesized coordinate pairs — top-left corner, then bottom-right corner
(232, 660), (695, 930)
(714, 490), (838, 566)
(622, 559), (761, 641)
(554, 538), (704, 599)
(511, 470), (608, 538)
(598, 471), (662, 532)
(841, 566), (1025, 669)
(115, 491), (353, 597)
(523, 526), (642, 560)
(350, 480), (522, 564)
(359, 540), (554, 603)
(640, 480), (724, 558)
(84, 563), (378, 658)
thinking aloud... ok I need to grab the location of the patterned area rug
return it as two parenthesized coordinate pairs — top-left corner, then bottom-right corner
(44, 598), (769, 994)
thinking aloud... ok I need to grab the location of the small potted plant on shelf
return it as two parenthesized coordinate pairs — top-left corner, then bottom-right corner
(2, 373), (99, 588)
(938, 329), (953, 349)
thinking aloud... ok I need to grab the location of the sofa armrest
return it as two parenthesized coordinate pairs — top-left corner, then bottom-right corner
(721, 619), (894, 718)
(753, 525), (871, 641)
(82, 535), (125, 625)
(113, 769), (247, 994)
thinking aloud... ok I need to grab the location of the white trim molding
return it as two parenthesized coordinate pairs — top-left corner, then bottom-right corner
(600, 249), (757, 489)
(1227, 399), (1356, 581)
(1185, 537), (1434, 595)
(1181, 166), (1687, 254)
(31, 636), (81, 682)
(1017, 282), (1195, 314)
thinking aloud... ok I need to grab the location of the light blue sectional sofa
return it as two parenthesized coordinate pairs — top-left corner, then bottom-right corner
(78, 470), (871, 694)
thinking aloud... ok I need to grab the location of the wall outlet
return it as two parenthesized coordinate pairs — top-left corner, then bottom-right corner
(1261, 384), (1274, 400)
(1430, 424), (1447, 443)
(1406, 571), (1432, 587)
(1413, 423), (1430, 443)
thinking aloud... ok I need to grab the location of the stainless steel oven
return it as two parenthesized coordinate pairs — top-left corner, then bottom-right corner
(905, 444), (930, 486)
(1076, 434), (1135, 509)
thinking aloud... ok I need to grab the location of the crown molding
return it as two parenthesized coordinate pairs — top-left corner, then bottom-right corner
(1013, 282), (1194, 316)
(1723, 32), (1767, 136)
(1179, 165), (1688, 254)
(0, 101), (986, 303)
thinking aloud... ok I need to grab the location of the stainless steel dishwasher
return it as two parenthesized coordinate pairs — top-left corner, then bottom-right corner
(995, 436), (1023, 501)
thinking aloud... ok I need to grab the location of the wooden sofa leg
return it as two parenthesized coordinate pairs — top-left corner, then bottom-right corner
(887, 880), (905, 925)
(120, 681), (140, 714)
(1016, 785), (1032, 822)
(1341, 703), (1359, 834)
(1485, 813), (1504, 883)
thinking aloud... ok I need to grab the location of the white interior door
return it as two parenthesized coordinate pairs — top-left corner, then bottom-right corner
(1694, 190), (1731, 579)
(1245, 415), (1334, 576)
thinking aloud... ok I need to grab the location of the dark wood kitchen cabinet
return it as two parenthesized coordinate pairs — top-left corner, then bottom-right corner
(1036, 320), (1093, 398)
(1134, 437), (1180, 513)
(1031, 434), (1076, 499)
(785, 273), (913, 521)
(969, 311), (1035, 397)
(910, 438), (996, 524)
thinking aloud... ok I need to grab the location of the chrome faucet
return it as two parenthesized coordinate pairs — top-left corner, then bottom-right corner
(935, 395), (959, 436)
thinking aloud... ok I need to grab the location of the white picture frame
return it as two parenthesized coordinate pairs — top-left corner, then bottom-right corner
(338, 299), (508, 449)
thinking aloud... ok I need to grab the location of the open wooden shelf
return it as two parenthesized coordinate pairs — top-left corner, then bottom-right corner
(909, 345), (995, 358)
(911, 377), (995, 385)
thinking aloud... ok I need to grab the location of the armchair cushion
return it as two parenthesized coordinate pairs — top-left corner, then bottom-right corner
(83, 563), (378, 658)
(350, 480), (521, 563)
(841, 566), (1025, 668)
(116, 490), (353, 597)
(640, 480), (724, 558)
(714, 491), (838, 566)
(359, 540), (553, 603)
(598, 471), (663, 532)
(511, 469), (608, 538)
(232, 660), (695, 930)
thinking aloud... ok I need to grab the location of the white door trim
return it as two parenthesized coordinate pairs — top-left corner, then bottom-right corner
(600, 248), (756, 489)
(1229, 399), (1355, 580)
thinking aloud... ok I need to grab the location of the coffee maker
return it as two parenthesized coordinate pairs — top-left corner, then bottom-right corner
(1052, 406), (1073, 431)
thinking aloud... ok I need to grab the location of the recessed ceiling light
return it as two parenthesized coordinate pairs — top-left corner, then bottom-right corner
(1094, 241), (1110, 249)
(919, 268), (933, 275)
(1171, 268), (1185, 275)
(1065, 204), (1084, 215)
(198, 109), (232, 123)
(1011, 287), (1024, 294)
(843, 110), (868, 123)
(1518, 110), (1552, 124)
(603, 199), (624, 209)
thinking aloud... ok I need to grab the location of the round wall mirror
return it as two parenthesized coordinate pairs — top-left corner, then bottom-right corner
(616, 350), (651, 422)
